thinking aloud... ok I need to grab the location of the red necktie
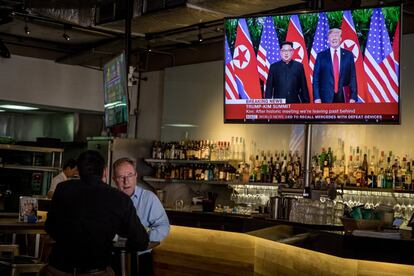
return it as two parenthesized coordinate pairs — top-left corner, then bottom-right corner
(333, 49), (339, 93)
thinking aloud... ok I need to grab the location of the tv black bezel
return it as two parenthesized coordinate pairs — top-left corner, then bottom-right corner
(223, 3), (402, 125)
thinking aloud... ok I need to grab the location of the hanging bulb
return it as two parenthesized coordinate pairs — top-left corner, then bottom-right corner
(63, 32), (70, 41)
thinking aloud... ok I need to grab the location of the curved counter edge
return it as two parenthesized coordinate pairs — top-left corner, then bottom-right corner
(153, 225), (414, 276)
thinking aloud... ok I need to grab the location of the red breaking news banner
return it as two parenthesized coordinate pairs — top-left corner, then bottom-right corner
(225, 100), (398, 122)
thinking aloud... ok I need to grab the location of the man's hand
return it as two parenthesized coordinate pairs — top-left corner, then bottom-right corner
(147, 241), (160, 250)
(314, 99), (322, 103)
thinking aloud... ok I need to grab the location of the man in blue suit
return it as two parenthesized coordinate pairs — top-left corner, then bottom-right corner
(313, 28), (357, 103)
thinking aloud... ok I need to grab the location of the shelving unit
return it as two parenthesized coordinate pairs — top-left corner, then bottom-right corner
(144, 158), (241, 166)
(0, 144), (63, 172)
(143, 176), (279, 187)
(0, 144), (64, 197)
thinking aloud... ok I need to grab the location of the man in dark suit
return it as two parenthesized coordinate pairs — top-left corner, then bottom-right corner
(265, 41), (309, 103)
(313, 28), (357, 103)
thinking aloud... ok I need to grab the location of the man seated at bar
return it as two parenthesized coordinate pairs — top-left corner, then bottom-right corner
(47, 158), (78, 198)
(113, 157), (170, 276)
(41, 150), (149, 276)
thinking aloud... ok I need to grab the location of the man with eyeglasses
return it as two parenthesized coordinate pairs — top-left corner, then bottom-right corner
(265, 41), (310, 103)
(113, 158), (170, 276)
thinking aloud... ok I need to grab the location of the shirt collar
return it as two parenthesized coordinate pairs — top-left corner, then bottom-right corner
(330, 47), (340, 54)
(131, 185), (143, 199)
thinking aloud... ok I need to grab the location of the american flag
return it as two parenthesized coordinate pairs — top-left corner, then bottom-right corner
(309, 12), (329, 83)
(363, 8), (398, 103)
(225, 34), (239, 100)
(257, 16), (280, 93)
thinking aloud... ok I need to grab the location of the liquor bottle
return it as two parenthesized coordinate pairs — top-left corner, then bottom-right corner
(361, 154), (369, 186)
(369, 154), (377, 176)
(319, 148), (327, 169)
(179, 141), (185, 160)
(395, 158), (404, 190)
(327, 147), (333, 168)
(188, 164), (194, 180)
(230, 137), (235, 160)
(367, 171), (377, 188)
(234, 137), (239, 161)
(151, 141), (158, 159)
(260, 156), (268, 182)
(170, 164), (176, 179)
(323, 160), (330, 179)
(294, 156), (302, 179)
(213, 164), (219, 181)
(377, 168), (384, 188)
(410, 160), (414, 189)
(210, 141), (218, 161)
(280, 165), (287, 184)
(235, 164), (241, 182)
(268, 157), (275, 183)
(240, 137), (246, 162)
(204, 165), (209, 181)
(385, 157), (393, 189)
(404, 161), (412, 190)
(218, 164), (226, 181)
(186, 141), (192, 160)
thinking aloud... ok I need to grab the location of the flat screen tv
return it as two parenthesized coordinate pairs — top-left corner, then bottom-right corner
(224, 5), (401, 124)
(103, 52), (129, 128)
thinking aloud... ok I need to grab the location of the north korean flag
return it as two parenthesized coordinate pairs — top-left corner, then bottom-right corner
(286, 15), (313, 102)
(233, 18), (262, 99)
(341, 10), (369, 103)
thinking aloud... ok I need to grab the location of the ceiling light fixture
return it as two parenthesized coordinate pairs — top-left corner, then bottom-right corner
(164, 123), (198, 128)
(63, 32), (70, 41)
(62, 24), (71, 41)
(0, 105), (39, 111)
(198, 27), (203, 43)
(24, 18), (30, 35)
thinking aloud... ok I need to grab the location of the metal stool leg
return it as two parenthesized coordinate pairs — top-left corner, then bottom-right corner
(120, 250), (126, 276)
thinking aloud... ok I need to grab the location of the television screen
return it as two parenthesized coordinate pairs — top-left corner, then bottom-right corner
(224, 5), (401, 124)
(103, 52), (129, 128)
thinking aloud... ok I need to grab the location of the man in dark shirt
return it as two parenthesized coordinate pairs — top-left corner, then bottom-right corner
(41, 150), (149, 276)
(265, 41), (310, 103)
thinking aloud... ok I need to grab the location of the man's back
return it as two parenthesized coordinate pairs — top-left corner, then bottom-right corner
(45, 176), (148, 272)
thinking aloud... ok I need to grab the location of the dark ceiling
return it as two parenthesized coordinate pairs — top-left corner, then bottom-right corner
(0, 0), (412, 72)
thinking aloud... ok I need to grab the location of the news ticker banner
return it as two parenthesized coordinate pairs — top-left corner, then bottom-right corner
(224, 99), (399, 122)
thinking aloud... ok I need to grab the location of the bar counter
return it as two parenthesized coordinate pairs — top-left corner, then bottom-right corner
(153, 225), (414, 276)
(1, 211), (413, 274)
(166, 209), (414, 267)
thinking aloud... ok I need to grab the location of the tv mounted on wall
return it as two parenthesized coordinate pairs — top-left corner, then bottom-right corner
(103, 52), (129, 128)
(224, 4), (401, 124)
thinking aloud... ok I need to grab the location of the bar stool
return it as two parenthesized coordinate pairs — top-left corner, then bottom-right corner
(0, 244), (45, 276)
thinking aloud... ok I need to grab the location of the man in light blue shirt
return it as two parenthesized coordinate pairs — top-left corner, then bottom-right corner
(113, 157), (170, 276)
